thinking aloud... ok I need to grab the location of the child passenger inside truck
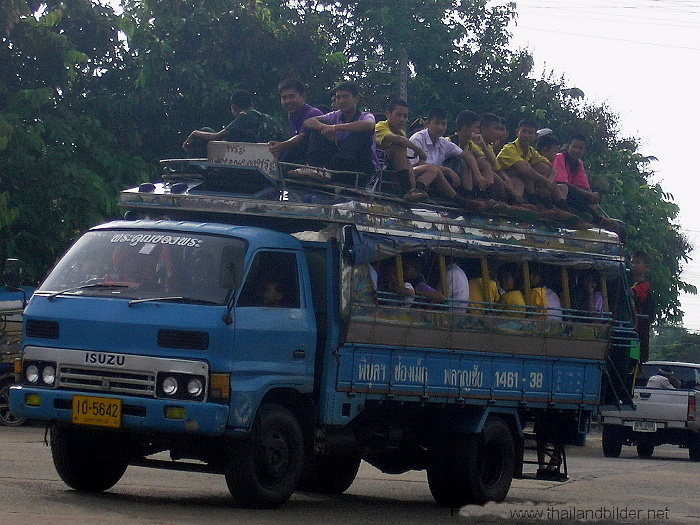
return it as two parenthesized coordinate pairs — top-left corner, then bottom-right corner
(259, 280), (288, 308)
(401, 254), (445, 306)
(376, 259), (415, 307)
(496, 262), (526, 317)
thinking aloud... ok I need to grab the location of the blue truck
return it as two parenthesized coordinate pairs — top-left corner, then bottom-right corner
(10, 142), (637, 508)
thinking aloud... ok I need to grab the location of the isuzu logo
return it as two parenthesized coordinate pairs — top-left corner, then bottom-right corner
(84, 352), (126, 366)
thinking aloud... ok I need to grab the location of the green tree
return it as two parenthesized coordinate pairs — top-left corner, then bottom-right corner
(651, 325), (700, 363)
(0, 0), (693, 326)
(0, 0), (152, 282)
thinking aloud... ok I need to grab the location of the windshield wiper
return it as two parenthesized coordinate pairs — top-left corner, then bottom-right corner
(44, 283), (129, 300)
(128, 296), (219, 306)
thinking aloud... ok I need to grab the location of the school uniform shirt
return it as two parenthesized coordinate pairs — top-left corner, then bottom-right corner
(447, 135), (485, 158)
(444, 262), (470, 313)
(495, 138), (550, 172)
(375, 120), (405, 148)
(468, 277), (500, 314)
(498, 290), (527, 317)
(408, 128), (462, 166)
(545, 288), (563, 321)
(288, 104), (323, 137)
(529, 287), (548, 316)
(553, 151), (591, 189)
(322, 109), (380, 171)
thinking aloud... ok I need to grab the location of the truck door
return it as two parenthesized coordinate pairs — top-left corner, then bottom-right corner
(233, 249), (316, 389)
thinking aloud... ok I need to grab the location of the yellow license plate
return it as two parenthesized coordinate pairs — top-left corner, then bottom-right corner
(72, 395), (122, 428)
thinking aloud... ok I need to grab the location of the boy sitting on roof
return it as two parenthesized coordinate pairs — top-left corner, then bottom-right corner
(553, 134), (625, 236)
(299, 81), (379, 177)
(182, 90), (281, 157)
(408, 107), (488, 211)
(268, 79), (323, 165)
(375, 98), (429, 202)
(496, 119), (565, 207)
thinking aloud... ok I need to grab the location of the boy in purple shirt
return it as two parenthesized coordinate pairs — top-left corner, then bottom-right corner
(268, 79), (323, 165)
(302, 81), (379, 175)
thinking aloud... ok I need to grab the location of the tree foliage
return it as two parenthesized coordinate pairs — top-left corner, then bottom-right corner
(1, 0), (152, 282)
(0, 0), (693, 323)
(651, 325), (700, 363)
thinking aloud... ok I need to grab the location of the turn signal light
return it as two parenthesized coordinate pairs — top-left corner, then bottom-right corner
(164, 406), (186, 420)
(210, 373), (230, 400)
(25, 393), (42, 407)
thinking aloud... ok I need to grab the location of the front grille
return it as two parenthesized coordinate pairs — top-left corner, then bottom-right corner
(26, 320), (59, 339)
(158, 329), (209, 350)
(58, 366), (155, 396)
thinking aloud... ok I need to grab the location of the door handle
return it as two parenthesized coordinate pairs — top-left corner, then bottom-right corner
(293, 350), (306, 359)
(639, 392), (651, 399)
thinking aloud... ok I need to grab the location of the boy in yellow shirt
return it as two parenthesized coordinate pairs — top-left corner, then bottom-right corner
(375, 99), (429, 202)
(496, 119), (564, 206)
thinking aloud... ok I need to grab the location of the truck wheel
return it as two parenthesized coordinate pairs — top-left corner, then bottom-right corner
(636, 440), (654, 458)
(0, 378), (26, 427)
(225, 403), (304, 508)
(688, 436), (700, 462)
(298, 454), (361, 494)
(51, 426), (128, 492)
(427, 416), (515, 507)
(601, 425), (622, 458)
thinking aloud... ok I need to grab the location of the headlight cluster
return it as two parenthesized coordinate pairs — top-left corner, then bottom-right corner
(156, 372), (206, 401)
(24, 361), (57, 387)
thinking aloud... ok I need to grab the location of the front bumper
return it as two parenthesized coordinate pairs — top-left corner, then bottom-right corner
(9, 385), (229, 436)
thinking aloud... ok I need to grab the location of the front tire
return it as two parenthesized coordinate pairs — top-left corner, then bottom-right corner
(602, 424), (622, 458)
(427, 416), (515, 507)
(51, 426), (128, 492)
(0, 378), (26, 427)
(225, 403), (304, 508)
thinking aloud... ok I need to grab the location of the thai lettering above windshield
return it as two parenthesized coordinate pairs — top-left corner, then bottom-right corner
(110, 233), (203, 248)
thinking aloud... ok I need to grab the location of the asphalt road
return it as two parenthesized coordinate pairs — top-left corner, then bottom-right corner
(1, 424), (699, 525)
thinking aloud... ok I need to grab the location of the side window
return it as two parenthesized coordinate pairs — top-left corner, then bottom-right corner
(237, 251), (300, 308)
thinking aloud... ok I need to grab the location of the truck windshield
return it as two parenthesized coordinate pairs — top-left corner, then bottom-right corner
(38, 230), (246, 305)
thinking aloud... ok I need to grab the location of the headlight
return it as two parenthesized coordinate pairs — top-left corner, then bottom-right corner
(42, 365), (56, 386)
(161, 376), (178, 396)
(187, 378), (203, 398)
(26, 364), (39, 384)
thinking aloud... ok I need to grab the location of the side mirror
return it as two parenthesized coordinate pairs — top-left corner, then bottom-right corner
(219, 245), (245, 290)
(3, 258), (21, 289)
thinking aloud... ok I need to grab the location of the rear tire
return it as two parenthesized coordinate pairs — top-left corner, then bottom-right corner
(636, 440), (654, 459)
(298, 454), (361, 494)
(427, 416), (515, 507)
(225, 403), (304, 508)
(0, 378), (26, 427)
(51, 426), (128, 492)
(602, 424), (622, 458)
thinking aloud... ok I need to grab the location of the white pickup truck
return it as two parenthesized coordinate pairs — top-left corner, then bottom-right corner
(600, 360), (700, 461)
